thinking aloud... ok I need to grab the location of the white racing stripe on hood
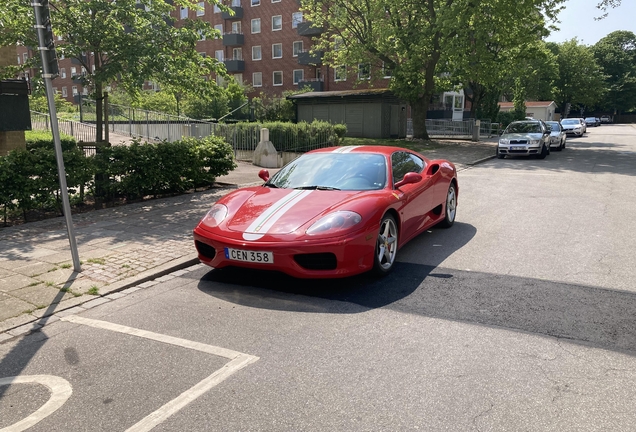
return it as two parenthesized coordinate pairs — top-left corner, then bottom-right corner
(332, 146), (362, 153)
(242, 190), (313, 241)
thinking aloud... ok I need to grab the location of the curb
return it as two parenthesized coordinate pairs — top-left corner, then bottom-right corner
(0, 255), (201, 342)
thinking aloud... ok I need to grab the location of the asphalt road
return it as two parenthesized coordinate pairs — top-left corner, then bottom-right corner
(2, 124), (636, 431)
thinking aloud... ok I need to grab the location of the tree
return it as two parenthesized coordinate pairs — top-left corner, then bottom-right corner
(596, 0), (622, 19)
(593, 31), (636, 115)
(301, 0), (565, 139)
(0, 0), (226, 142)
(548, 39), (606, 117)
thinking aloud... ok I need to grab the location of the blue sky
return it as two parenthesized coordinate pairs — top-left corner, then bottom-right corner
(546, 0), (636, 45)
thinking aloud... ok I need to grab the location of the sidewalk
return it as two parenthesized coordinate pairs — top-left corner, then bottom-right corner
(0, 140), (496, 339)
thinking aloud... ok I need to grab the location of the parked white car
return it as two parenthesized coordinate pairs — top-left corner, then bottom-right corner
(497, 120), (551, 159)
(546, 121), (566, 151)
(561, 118), (584, 136)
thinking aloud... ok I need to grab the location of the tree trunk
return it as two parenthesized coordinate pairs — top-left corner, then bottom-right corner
(95, 82), (103, 142)
(411, 97), (430, 140)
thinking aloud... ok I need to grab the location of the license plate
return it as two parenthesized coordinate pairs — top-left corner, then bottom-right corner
(511, 146), (527, 150)
(225, 248), (274, 264)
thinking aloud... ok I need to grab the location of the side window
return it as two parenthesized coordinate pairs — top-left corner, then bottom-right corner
(391, 152), (424, 185)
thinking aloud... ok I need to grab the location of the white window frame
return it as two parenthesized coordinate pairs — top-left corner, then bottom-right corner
(214, 4), (221, 13)
(198, 30), (206, 41)
(60, 68), (66, 79)
(180, 6), (188, 19)
(253, 72), (263, 87)
(251, 0), (260, 6)
(292, 12), (302, 28)
(272, 15), (282, 31)
(23, 53), (28, 63)
(252, 45), (262, 61)
(70, 66), (77, 76)
(232, 47), (242, 60)
(214, 24), (223, 38)
(272, 0), (281, 3)
(382, 62), (392, 78)
(251, 18), (261, 33)
(215, 50), (224, 61)
(335, 65), (346, 81)
(292, 41), (303, 57)
(358, 63), (370, 80)
(272, 43), (282, 59)
(62, 87), (68, 97)
(293, 69), (304, 85)
(197, 2), (205, 16)
(17, 55), (21, 64)
(273, 71), (283, 86)
(72, 86), (78, 96)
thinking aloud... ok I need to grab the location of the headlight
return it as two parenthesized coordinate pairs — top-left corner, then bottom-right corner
(529, 139), (540, 145)
(499, 138), (509, 145)
(306, 211), (362, 236)
(202, 203), (228, 228)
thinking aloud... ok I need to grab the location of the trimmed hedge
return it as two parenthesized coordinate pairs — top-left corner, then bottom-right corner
(0, 134), (236, 223)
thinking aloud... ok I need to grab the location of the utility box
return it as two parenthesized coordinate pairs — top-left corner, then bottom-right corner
(0, 79), (31, 132)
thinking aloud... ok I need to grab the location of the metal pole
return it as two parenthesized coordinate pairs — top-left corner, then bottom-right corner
(104, 91), (109, 144)
(33, 0), (81, 272)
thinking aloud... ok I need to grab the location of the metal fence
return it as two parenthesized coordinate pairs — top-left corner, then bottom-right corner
(30, 111), (97, 143)
(407, 118), (494, 139)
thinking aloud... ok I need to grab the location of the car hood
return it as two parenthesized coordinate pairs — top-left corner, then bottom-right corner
(501, 132), (544, 140)
(561, 123), (580, 129)
(224, 187), (363, 240)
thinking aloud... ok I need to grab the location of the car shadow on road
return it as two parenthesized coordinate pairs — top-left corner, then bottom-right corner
(196, 222), (477, 312)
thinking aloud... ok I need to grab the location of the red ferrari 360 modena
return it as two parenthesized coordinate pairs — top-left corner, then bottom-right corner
(193, 145), (458, 278)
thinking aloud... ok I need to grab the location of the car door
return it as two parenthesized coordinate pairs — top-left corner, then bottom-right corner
(391, 151), (432, 240)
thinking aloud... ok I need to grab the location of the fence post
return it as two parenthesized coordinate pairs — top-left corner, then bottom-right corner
(70, 121), (74, 138)
(472, 119), (480, 142)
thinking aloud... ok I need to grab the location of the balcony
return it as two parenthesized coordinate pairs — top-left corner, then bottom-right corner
(297, 21), (324, 37)
(222, 6), (243, 20)
(224, 58), (245, 72)
(297, 49), (323, 65)
(223, 32), (244, 46)
(298, 78), (323, 92)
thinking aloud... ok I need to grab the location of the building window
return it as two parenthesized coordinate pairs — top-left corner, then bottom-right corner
(23, 53), (28, 63)
(272, 0), (281, 3)
(334, 36), (343, 51)
(180, 7), (188, 19)
(60, 68), (66, 79)
(293, 69), (304, 85)
(198, 30), (206, 41)
(214, 4), (221, 13)
(251, 18), (261, 33)
(252, 46), (262, 60)
(83, 87), (88, 95)
(231, 21), (241, 33)
(233, 73), (243, 84)
(292, 12), (302, 28)
(272, 43), (282, 59)
(70, 67), (77, 77)
(197, 2), (205, 16)
(214, 24), (223, 38)
(251, 0), (260, 6)
(382, 62), (392, 78)
(62, 87), (68, 97)
(292, 41), (303, 57)
(335, 65), (346, 81)
(358, 63), (370, 80)
(273, 71), (283, 86)
(232, 47), (242, 60)
(253, 72), (263, 87)
(272, 15), (282, 31)
(72, 86), (78, 96)
(215, 50), (224, 61)
(17, 55), (21, 64)
(52, 87), (58, 94)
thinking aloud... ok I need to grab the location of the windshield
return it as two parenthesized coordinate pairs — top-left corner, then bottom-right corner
(546, 122), (561, 131)
(267, 153), (387, 191)
(505, 122), (543, 134)
(562, 119), (579, 125)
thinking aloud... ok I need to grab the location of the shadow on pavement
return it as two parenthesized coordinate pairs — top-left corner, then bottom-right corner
(197, 222), (477, 312)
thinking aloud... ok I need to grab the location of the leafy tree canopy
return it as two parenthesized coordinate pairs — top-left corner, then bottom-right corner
(592, 30), (636, 114)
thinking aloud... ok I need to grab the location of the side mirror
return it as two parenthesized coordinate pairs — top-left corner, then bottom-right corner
(394, 172), (422, 189)
(258, 169), (270, 182)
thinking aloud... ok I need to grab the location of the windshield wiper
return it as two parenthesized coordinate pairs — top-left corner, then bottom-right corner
(294, 185), (341, 191)
(263, 183), (278, 188)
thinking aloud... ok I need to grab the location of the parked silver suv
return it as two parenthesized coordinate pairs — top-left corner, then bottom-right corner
(497, 120), (551, 159)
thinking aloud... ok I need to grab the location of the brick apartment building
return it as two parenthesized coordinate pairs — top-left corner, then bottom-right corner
(15, 0), (390, 104)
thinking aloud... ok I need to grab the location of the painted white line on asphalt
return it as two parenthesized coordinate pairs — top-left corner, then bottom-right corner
(59, 315), (259, 431)
(0, 375), (72, 432)
(125, 354), (258, 432)
(61, 315), (242, 359)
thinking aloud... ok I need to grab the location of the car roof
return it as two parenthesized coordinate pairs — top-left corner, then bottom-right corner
(308, 145), (425, 158)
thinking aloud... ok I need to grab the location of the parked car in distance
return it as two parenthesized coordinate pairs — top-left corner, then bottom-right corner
(585, 117), (599, 127)
(561, 118), (585, 136)
(546, 121), (566, 151)
(600, 115), (612, 123)
(497, 120), (551, 159)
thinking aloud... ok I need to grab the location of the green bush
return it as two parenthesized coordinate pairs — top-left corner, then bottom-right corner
(333, 124), (347, 139)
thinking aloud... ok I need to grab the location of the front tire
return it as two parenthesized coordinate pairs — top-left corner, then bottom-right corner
(438, 183), (457, 228)
(536, 144), (548, 159)
(373, 214), (398, 276)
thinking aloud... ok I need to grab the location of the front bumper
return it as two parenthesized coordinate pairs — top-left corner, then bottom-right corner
(497, 145), (542, 156)
(193, 226), (377, 279)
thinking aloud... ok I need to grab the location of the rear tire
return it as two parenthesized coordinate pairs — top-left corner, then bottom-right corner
(438, 183), (457, 228)
(372, 214), (398, 277)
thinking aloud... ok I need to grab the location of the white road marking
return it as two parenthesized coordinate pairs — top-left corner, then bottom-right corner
(59, 315), (259, 431)
(0, 375), (72, 432)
